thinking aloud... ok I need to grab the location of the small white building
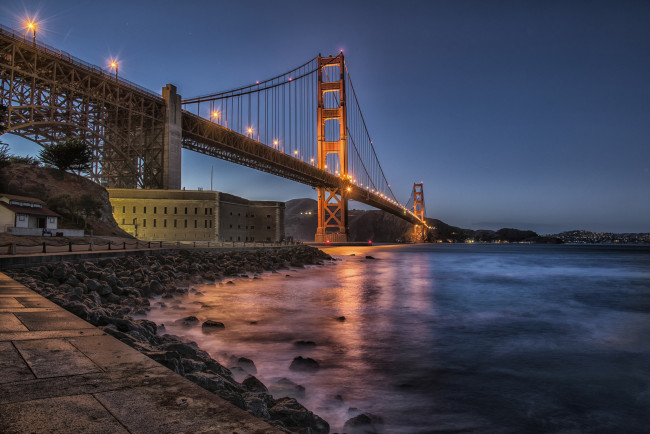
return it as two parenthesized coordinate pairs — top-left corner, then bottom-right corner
(0, 194), (61, 234)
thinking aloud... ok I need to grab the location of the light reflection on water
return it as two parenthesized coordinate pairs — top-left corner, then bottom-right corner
(145, 244), (650, 433)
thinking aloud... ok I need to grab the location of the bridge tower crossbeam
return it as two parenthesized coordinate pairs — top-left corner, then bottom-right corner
(315, 53), (349, 243)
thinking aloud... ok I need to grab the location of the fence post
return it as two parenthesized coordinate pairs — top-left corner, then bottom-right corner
(108, 241), (111, 250)
(193, 241), (196, 248)
(160, 241), (162, 248)
(8, 243), (15, 255)
(148, 241), (151, 248)
(123, 242), (126, 250)
(42, 242), (46, 254)
(89, 242), (93, 251)
(68, 242), (72, 252)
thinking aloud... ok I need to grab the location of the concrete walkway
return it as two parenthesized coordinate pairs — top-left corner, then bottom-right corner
(0, 273), (280, 433)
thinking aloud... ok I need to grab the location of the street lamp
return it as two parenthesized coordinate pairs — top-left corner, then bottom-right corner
(109, 60), (119, 81)
(211, 111), (220, 122)
(25, 20), (36, 46)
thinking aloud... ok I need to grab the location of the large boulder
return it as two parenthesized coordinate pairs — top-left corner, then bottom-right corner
(268, 397), (329, 433)
(289, 356), (320, 372)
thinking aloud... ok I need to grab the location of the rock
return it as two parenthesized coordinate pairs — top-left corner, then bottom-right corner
(336, 316), (346, 322)
(343, 413), (384, 433)
(233, 357), (258, 374)
(289, 356), (320, 372)
(268, 397), (329, 433)
(226, 281), (235, 285)
(175, 316), (200, 327)
(201, 320), (225, 331)
(244, 395), (270, 419)
(294, 340), (317, 347)
(365, 255), (376, 260)
(269, 377), (306, 399)
(243, 375), (269, 393)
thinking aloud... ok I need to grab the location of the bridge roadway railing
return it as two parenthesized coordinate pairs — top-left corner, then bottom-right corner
(181, 112), (424, 226)
(0, 23), (162, 101)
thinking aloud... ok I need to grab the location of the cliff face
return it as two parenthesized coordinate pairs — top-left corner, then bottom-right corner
(0, 164), (131, 237)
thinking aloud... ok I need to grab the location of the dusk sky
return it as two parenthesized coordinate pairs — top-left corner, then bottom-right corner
(2, 0), (649, 233)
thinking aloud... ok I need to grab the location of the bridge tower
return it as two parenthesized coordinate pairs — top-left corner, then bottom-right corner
(413, 183), (427, 241)
(315, 53), (349, 243)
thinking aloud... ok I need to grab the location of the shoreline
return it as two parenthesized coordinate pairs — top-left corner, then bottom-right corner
(5, 246), (335, 433)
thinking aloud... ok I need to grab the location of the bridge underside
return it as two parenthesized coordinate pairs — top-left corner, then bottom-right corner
(0, 28), (168, 189)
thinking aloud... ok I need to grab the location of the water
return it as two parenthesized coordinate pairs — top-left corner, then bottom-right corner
(145, 244), (650, 433)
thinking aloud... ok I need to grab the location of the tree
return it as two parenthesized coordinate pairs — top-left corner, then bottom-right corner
(39, 137), (92, 174)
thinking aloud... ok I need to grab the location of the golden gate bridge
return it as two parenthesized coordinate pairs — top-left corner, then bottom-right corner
(0, 23), (429, 242)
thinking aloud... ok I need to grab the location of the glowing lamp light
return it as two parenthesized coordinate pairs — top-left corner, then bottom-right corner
(211, 111), (220, 119)
(273, 139), (279, 146)
(247, 127), (253, 135)
(310, 158), (314, 163)
(294, 150), (298, 155)
(324, 164), (328, 169)
(347, 187), (351, 192)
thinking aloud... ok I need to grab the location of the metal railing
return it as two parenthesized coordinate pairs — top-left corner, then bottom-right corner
(0, 239), (294, 255)
(0, 23), (162, 100)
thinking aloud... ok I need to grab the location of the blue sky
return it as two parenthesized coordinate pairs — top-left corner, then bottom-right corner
(2, 0), (649, 233)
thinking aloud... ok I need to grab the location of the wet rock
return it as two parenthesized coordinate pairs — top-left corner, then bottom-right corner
(269, 377), (306, 399)
(226, 281), (235, 285)
(289, 356), (320, 372)
(232, 356), (258, 374)
(336, 316), (346, 322)
(244, 395), (271, 419)
(365, 255), (376, 260)
(243, 375), (269, 393)
(343, 413), (384, 433)
(175, 316), (200, 327)
(294, 340), (317, 347)
(268, 397), (329, 433)
(201, 320), (225, 331)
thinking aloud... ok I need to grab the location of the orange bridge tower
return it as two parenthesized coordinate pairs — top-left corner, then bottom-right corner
(315, 53), (349, 243)
(413, 183), (426, 241)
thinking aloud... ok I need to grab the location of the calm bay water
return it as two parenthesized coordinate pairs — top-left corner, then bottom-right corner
(145, 244), (650, 433)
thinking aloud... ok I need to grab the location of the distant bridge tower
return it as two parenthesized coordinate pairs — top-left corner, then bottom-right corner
(315, 53), (349, 243)
(413, 183), (427, 241)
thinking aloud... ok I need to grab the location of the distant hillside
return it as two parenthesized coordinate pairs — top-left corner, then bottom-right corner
(0, 164), (131, 237)
(285, 198), (561, 243)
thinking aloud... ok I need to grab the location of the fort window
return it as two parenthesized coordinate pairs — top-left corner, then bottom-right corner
(266, 215), (271, 218)
(164, 207), (167, 214)
(122, 206), (125, 213)
(204, 208), (208, 215)
(122, 218), (125, 224)
(210, 208), (213, 215)
(133, 206), (136, 213)
(184, 220), (187, 228)
(174, 207), (177, 214)
(154, 207), (157, 214)
(143, 206), (147, 214)
(143, 219), (146, 227)
(195, 208), (198, 214)
(174, 220), (177, 228)
(153, 219), (157, 228)
(184, 207), (188, 214)
(132, 218), (136, 224)
(267, 226), (271, 230)
(164, 219), (167, 228)
(204, 220), (207, 228)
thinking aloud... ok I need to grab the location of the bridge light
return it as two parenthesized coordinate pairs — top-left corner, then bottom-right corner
(211, 111), (220, 120)
(273, 139), (279, 146)
(347, 187), (351, 192)
(109, 60), (119, 81)
(324, 164), (328, 169)
(294, 150), (298, 156)
(247, 127), (253, 136)
(25, 20), (37, 46)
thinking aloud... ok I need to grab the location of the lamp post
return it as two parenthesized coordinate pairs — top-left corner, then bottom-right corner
(109, 60), (118, 81)
(26, 21), (36, 46)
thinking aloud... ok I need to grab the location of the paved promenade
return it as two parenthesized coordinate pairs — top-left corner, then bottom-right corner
(0, 272), (279, 433)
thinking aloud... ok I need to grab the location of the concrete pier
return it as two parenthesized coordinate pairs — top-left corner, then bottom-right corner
(0, 273), (280, 433)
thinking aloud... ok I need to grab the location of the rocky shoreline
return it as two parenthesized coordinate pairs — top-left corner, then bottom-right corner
(6, 246), (340, 433)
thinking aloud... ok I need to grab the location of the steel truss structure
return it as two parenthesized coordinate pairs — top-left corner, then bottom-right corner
(0, 25), (166, 188)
